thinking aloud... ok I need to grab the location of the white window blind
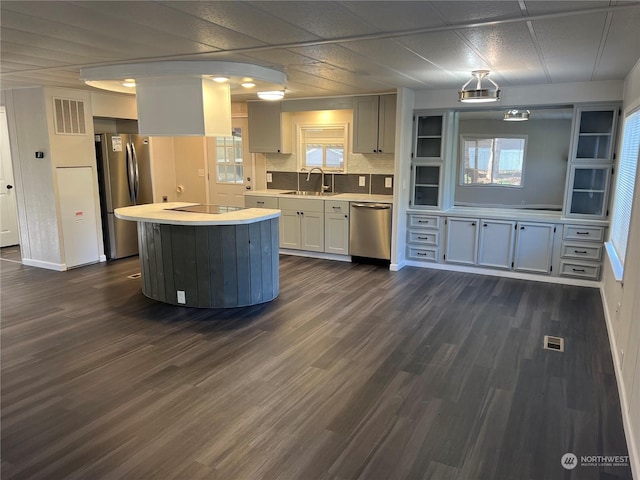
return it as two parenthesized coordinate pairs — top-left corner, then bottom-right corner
(610, 109), (640, 265)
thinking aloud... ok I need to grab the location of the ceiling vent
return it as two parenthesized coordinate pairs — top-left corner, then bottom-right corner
(53, 97), (86, 135)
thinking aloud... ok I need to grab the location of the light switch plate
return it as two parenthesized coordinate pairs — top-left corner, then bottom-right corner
(385, 177), (393, 188)
(198, 169), (205, 177)
(266, 173), (273, 183)
(359, 176), (366, 187)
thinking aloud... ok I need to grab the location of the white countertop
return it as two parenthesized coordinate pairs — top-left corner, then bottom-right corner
(115, 202), (281, 226)
(247, 189), (394, 203)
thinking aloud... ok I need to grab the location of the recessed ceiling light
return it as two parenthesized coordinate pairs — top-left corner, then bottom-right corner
(122, 78), (136, 87)
(241, 82), (256, 88)
(211, 76), (229, 83)
(459, 70), (500, 103)
(257, 90), (285, 101)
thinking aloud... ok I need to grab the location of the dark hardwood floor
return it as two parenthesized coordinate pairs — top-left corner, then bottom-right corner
(0, 250), (632, 480)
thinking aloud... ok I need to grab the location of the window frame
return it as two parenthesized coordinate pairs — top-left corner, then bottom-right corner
(459, 134), (528, 188)
(606, 106), (640, 281)
(297, 122), (349, 173)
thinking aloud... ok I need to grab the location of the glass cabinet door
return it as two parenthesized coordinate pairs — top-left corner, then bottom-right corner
(414, 115), (443, 160)
(567, 166), (611, 216)
(574, 108), (617, 161)
(412, 164), (441, 207)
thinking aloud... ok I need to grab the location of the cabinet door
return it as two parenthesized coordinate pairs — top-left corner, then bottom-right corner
(300, 210), (324, 252)
(565, 165), (612, 218)
(247, 102), (291, 153)
(377, 94), (396, 154)
(411, 164), (441, 208)
(352, 96), (379, 153)
(514, 222), (554, 274)
(573, 107), (617, 162)
(279, 210), (301, 249)
(478, 220), (516, 269)
(325, 213), (349, 255)
(414, 115), (443, 160)
(445, 217), (479, 265)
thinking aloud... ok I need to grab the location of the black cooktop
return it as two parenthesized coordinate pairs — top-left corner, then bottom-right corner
(168, 204), (246, 214)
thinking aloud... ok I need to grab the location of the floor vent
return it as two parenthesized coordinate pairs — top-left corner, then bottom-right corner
(544, 335), (564, 352)
(127, 273), (141, 279)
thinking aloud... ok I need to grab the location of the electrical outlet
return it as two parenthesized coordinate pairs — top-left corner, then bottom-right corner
(177, 290), (186, 304)
(385, 177), (392, 188)
(162, 195), (168, 203)
(359, 176), (366, 187)
(198, 169), (205, 177)
(266, 173), (273, 183)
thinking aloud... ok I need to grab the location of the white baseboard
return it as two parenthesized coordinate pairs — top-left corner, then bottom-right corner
(599, 287), (639, 480)
(99, 255), (107, 262)
(21, 258), (66, 271)
(404, 260), (602, 287)
(390, 259), (406, 271)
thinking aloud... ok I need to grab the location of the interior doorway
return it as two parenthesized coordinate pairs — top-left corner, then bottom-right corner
(206, 117), (253, 207)
(0, 106), (20, 247)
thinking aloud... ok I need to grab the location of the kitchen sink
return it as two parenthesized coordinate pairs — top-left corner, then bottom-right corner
(282, 191), (339, 196)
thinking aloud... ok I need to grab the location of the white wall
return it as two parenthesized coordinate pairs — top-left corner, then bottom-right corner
(601, 58), (640, 479)
(90, 91), (137, 119)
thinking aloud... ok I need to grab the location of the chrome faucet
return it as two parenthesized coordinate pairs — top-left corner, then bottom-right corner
(304, 167), (330, 192)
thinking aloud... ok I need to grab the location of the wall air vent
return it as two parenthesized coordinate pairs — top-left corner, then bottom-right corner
(53, 97), (86, 135)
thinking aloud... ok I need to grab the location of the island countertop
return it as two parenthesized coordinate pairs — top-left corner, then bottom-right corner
(115, 202), (280, 226)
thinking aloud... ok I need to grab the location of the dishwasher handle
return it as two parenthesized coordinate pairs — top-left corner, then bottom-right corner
(351, 203), (392, 209)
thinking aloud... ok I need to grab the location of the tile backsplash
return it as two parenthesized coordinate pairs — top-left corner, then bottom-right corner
(267, 171), (393, 195)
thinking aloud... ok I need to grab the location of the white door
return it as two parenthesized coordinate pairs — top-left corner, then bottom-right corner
(207, 117), (253, 207)
(56, 167), (100, 268)
(0, 106), (20, 247)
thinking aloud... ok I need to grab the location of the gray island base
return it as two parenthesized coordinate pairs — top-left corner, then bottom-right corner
(115, 203), (280, 308)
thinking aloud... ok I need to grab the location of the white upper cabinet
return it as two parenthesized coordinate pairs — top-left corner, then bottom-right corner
(353, 95), (396, 154)
(571, 106), (619, 163)
(247, 101), (292, 154)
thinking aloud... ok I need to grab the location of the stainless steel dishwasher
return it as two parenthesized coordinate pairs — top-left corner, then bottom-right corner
(349, 202), (392, 260)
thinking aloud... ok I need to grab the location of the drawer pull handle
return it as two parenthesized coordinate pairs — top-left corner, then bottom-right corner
(574, 250), (588, 254)
(333, 206), (340, 209)
(418, 236), (429, 240)
(257, 201), (264, 204)
(417, 252), (427, 256)
(418, 220), (430, 224)
(576, 231), (590, 235)
(572, 268), (586, 272)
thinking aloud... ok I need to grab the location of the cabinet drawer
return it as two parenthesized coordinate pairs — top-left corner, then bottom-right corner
(279, 197), (324, 212)
(561, 243), (602, 261)
(408, 215), (440, 229)
(408, 246), (439, 262)
(408, 231), (439, 246)
(563, 225), (605, 242)
(560, 261), (601, 280)
(245, 195), (278, 209)
(325, 200), (349, 214)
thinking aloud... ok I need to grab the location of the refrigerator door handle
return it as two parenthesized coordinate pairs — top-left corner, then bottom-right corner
(131, 142), (140, 204)
(125, 142), (136, 204)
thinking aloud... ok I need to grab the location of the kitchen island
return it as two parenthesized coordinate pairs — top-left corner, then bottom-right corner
(115, 202), (280, 308)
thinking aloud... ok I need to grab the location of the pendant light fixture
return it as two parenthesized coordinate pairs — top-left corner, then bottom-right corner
(458, 70), (500, 103)
(504, 109), (530, 121)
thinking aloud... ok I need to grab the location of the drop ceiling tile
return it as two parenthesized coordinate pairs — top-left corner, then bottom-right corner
(522, 1), (610, 15)
(340, 1), (444, 30)
(165, 1), (321, 45)
(428, 1), (523, 23)
(592, 10), (640, 81)
(531, 13), (608, 82)
(73, 1), (262, 52)
(247, 1), (377, 38)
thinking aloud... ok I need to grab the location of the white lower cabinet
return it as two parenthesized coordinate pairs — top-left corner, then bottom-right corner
(278, 197), (325, 252)
(513, 222), (555, 274)
(324, 201), (349, 255)
(445, 217), (479, 265)
(478, 220), (516, 270)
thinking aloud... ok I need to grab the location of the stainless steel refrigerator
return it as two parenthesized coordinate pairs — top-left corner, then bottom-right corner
(95, 133), (153, 259)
